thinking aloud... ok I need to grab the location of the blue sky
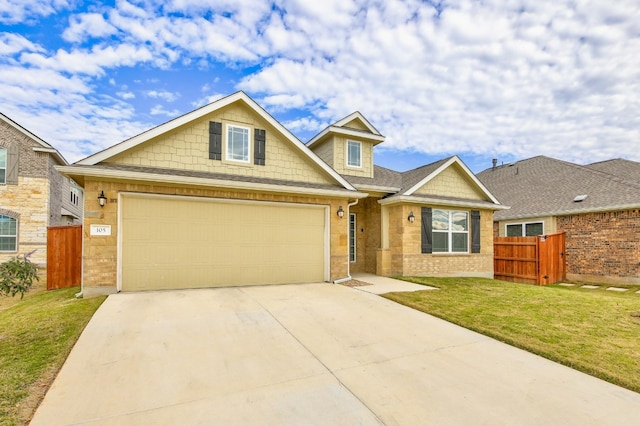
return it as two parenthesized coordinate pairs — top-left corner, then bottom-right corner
(1, 0), (639, 173)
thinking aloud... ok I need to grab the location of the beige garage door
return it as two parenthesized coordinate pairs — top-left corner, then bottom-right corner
(120, 194), (327, 291)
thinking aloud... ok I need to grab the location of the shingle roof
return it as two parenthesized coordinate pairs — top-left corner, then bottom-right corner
(477, 156), (640, 220)
(341, 165), (402, 189)
(586, 158), (640, 184)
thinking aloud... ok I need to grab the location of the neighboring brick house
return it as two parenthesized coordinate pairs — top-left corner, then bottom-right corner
(477, 156), (640, 284)
(57, 92), (506, 296)
(0, 113), (83, 268)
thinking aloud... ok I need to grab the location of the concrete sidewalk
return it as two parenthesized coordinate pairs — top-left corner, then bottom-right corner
(31, 283), (640, 425)
(350, 272), (437, 294)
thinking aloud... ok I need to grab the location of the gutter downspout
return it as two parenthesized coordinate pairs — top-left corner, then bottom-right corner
(333, 199), (359, 284)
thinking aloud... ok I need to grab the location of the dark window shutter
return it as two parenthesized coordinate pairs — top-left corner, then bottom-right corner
(6, 144), (19, 185)
(209, 121), (222, 160)
(421, 207), (432, 254)
(254, 128), (265, 165)
(471, 210), (481, 253)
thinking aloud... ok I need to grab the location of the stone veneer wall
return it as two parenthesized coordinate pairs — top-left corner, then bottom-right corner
(382, 204), (494, 277)
(349, 197), (381, 274)
(82, 179), (350, 291)
(0, 120), (53, 267)
(557, 209), (640, 284)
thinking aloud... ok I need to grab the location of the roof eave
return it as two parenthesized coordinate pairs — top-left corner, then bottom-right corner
(378, 195), (509, 211)
(496, 203), (640, 220)
(56, 165), (367, 199)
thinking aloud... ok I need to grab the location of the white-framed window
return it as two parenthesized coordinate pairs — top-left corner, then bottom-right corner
(226, 124), (251, 163)
(349, 213), (356, 262)
(0, 147), (6, 184)
(506, 222), (544, 237)
(346, 140), (361, 168)
(0, 214), (17, 252)
(432, 209), (468, 253)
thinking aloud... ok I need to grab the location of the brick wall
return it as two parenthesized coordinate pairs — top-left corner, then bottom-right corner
(558, 209), (640, 283)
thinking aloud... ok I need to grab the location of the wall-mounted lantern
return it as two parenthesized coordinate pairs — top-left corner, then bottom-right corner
(98, 191), (107, 208)
(408, 211), (415, 223)
(337, 205), (344, 218)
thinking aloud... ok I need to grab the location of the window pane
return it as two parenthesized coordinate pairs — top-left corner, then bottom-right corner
(433, 232), (448, 252)
(506, 224), (522, 237)
(452, 233), (468, 252)
(349, 214), (356, 262)
(0, 169), (5, 184)
(432, 209), (449, 231)
(0, 148), (6, 167)
(0, 237), (16, 251)
(525, 222), (544, 236)
(347, 141), (361, 167)
(452, 211), (468, 231)
(227, 126), (249, 162)
(0, 215), (16, 234)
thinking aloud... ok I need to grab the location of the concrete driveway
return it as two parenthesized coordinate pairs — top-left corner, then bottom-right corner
(31, 283), (640, 425)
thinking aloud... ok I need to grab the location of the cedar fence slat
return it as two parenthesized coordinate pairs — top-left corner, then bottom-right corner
(494, 232), (566, 285)
(47, 225), (82, 290)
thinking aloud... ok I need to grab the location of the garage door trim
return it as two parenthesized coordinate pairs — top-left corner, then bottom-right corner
(116, 192), (330, 291)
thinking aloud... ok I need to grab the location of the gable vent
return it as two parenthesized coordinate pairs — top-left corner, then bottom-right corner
(573, 194), (588, 202)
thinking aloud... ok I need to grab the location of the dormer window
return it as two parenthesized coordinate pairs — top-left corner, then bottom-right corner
(226, 124), (251, 163)
(346, 140), (361, 168)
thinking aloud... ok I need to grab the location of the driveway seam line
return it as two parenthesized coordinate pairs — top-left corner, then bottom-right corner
(239, 287), (387, 425)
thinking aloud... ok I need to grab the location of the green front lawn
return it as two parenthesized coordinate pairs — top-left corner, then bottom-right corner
(0, 287), (106, 425)
(384, 277), (640, 394)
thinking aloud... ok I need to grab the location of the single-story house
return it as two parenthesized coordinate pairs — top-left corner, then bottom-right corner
(477, 155), (640, 284)
(58, 91), (506, 296)
(0, 112), (83, 269)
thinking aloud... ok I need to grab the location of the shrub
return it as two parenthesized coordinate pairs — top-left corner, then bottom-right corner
(0, 250), (40, 299)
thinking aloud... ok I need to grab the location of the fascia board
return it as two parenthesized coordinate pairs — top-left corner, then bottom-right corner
(307, 126), (385, 148)
(32, 147), (68, 165)
(333, 112), (382, 136)
(497, 203), (640, 220)
(378, 195), (511, 211)
(55, 166), (368, 199)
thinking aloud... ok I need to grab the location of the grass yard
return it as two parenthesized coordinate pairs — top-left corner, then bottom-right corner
(0, 287), (106, 425)
(384, 277), (640, 394)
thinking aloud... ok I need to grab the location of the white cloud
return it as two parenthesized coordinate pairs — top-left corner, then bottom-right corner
(63, 12), (118, 42)
(1, 0), (639, 169)
(0, 0), (73, 24)
(150, 104), (181, 117)
(0, 33), (44, 55)
(147, 90), (179, 102)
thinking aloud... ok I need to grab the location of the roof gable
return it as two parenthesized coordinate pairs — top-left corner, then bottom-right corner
(307, 111), (385, 148)
(75, 92), (355, 191)
(403, 156), (500, 203)
(0, 112), (68, 165)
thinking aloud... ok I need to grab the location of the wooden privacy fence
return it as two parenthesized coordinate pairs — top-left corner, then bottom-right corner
(494, 232), (566, 285)
(47, 225), (82, 290)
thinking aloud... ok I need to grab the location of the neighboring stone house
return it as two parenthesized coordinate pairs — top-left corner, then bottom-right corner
(58, 92), (506, 296)
(0, 113), (83, 268)
(477, 155), (640, 284)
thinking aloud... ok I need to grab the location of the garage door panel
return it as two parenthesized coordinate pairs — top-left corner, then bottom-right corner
(121, 195), (326, 291)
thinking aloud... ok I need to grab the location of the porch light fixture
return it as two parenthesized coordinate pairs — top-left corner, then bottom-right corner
(337, 205), (344, 218)
(408, 211), (415, 223)
(98, 191), (107, 207)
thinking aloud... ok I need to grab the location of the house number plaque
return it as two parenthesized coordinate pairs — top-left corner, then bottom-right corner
(90, 225), (111, 236)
